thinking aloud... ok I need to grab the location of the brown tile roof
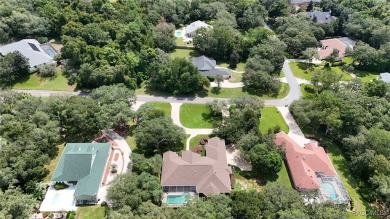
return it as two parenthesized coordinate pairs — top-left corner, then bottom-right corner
(161, 137), (232, 196)
(318, 37), (356, 59)
(274, 132), (337, 190)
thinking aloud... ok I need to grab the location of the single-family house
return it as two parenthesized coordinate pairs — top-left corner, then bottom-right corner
(379, 72), (390, 83)
(161, 137), (232, 207)
(318, 37), (356, 60)
(274, 132), (350, 204)
(190, 56), (232, 79)
(306, 11), (336, 24)
(185, 21), (213, 37)
(291, 0), (321, 7)
(0, 39), (58, 70)
(40, 143), (111, 212)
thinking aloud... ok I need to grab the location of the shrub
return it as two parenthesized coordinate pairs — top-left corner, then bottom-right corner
(54, 182), (69, 190)
(38, 63), (57, 77)
(66, 211), (76, 219)
(207, 76), (215, 82)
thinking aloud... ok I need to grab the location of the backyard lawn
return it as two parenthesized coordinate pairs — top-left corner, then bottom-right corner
(259, 107), (289, 134)
(43, 144), (65, 182)
(144, 102), (172, 116)
(217, 62), (246, 71)
(76, 206), (105, 219)
(189, 134), (210, 150)
(124, 136), (137, 151)
(170, 48), (196, 59)
(13, 72), (75, 91)
(175, 37), (193, 47)
(275, 162), (292, 188)
(180, 103), (218, 128)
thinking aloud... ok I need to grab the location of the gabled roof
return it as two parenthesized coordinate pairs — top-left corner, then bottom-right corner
(189, 56), (232, 77)
(190, 56), (216, 71)
(0, 39), (53, 68)
(186, 21), (212, 34)
(306, 11), (336, 24)
(274, 132), (337, 190)
(161, 137), (232, 196)
(318, 37), (356, 59)
(51, 143), (111, 197)
(380, 72), (390, 83)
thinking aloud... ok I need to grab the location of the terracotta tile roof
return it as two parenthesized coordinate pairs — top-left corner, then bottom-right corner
(318, 37), (356, 59)
(161, 137), (232, 195)
(274, 132), (337, 190)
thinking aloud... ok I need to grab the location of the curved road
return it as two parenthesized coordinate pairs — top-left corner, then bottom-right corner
(11, 60), (301, 107)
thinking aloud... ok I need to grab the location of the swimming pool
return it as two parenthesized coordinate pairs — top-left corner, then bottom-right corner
(321, 182), (339, 200)
(166, 193), (189, 205)
(40, 43), (58, 57)
(175, 30), (182, 37)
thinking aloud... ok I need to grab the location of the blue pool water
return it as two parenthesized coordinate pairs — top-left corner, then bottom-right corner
(321, 182), (339, 200)
(43, 47), (58, 57)
(166, 193), (189, 205)
(175, 30), (182, 37)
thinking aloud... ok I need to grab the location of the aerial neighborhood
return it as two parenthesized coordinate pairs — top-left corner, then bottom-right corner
(0, 0), (389, 219)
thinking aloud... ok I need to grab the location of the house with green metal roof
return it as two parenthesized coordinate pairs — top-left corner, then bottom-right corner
(51, 143), (111, 205)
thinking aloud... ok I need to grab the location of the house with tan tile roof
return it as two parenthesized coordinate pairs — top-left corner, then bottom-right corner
(318, 37), (356, 60)
(161, 137), (232, 206)
(274, 132), (350, 204)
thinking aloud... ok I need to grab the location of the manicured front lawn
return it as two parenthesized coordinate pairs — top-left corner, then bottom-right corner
(259, 107), (289, 134)
(205, 83), (289, 100)
(189, 134), (210, 150)
(76, 206), (105, 219)
(144, 102), (172, 117)
(180, 104), (219, 128)
(289, 62), (352, 81)
(43, 144), (65, 182)
(229, 71), (243, 83)
(13, 72), (75, 91)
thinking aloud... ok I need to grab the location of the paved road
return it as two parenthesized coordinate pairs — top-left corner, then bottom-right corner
(10, 60), (301, 107)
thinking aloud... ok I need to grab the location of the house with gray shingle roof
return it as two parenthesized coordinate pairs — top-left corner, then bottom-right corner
(161, 137), (232, 206)
(185, 21), (212, 37)
(0, 39), (57, 70)
(189, 56), (232, 79)
(51, 143), (111, 205)
(379, 72), (390, 83)
(306, 11), (336, 24)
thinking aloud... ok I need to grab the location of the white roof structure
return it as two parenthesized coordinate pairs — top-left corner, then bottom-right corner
(186, 21), (212, 35)
(380, 72), (390, 83)
(0, 39), (53, 69)
(40, 185), (77, 212)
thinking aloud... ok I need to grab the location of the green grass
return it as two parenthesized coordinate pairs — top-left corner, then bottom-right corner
(289, 62), (352, 81)
(13, 72), (75, 91)
(145, 102), (171, 117)
(354, 70), (379, 82)
(300, 84), (317, 99)
(189, 134), (210, 150)
(325, 140), (372, 218)
(259, 107), (289, 134)
(205, 83), (289, 100)
(180, 104), (218, 128)
(125, 136), (137, 150)
(43, 144), (65, 182)
(76, 206), (105, 219)
(217, 62), (246, 71)
(170, 49), (196, 59)
(279, 71), (285, 77)
(229, 71), (243, 83)
(275, 161), (292, 188)
(175, 37), (193, 47)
